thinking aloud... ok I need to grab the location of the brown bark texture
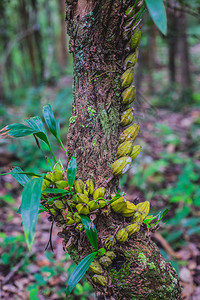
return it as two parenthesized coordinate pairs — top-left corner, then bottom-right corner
(62, 0), (182, 298)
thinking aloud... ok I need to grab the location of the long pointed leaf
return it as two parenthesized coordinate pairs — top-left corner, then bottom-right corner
(149, 208), (169, 228)
(80, 215), (98, 250)
(0, 118), (49, 147)
(11, 167), (30, 186)
(25, 116), (57, 162)
(25, 116), (49, 146)
(25, 116), (47, 135)
(43, 104), (60, 138)
(41, 188), (69, 194)
(21, 177), (43, 250)
(56, 120), (60, 139)
(66, 251), (97, 297)
(145, 0), (167, 35)
(151, 208), (169, 227)
(0, 123), (35, 138)
(67, 155), (77, 189)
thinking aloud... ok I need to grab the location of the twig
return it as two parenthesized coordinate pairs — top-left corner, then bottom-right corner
(164, 1), (199, 18)
(1, 250), (35, 287)
(105, 174), (114, 185)
(152, 232), (180, 259)
(45, 219), (55, 252)
(0, 24), (39, 71)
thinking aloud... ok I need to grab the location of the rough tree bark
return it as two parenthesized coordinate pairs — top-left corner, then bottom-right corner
(61, 0), (182, 298)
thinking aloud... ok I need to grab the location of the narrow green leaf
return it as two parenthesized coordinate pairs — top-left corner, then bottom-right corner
(109, 189), (121, 204)
(43, 104), (60, 138)
(143, 215), (156, 225)
(66, 251), (97, 297)
(14, 171), (43, 178)
(145, 0), (167, 35)
(0, 123), (35, 138)
(25, 116), (49, 146)
(21, 177), (43, 250)
(39, 204), (48, 213)
(46, 157), (54, 172)
(80, 215), (98, 250)
(0, 169), (41, 186)
(25, 116), (46, 134)
(10, 167), (30, 186)
(41, 188), (69, 194)
(0, 172), (12, 176)
(43, 105), (67, 156)
(0, 118), (57, 162)
(56, 120), (60, 139)
(150, 208), (169, 228)
(67, 155), (77, 189)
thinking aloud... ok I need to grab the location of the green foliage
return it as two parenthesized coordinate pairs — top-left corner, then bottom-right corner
(21, 177), (43, 250)
(1, 103), (70, 163)
(143, 208), (169, 228)
(43, 104), (68, 155)
(0, 234), (26, 267)
(66, 215), (99, 296)
(0, 116), (57, 163)
(1, 86), (72, 173)
(66, 252), (97, 297)
(11, 167), (30, 186)
(80, 216), (98, 251)
(67, 155), (77, 190)
(43, 104), (60, 139)
(0, 105), (71, 250)
(0, 105), (97, 296)
(145, 0), (167, 35)
(26, 252), (93, 299)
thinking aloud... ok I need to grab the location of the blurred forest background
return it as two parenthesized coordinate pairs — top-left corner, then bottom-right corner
(0, 0), (200, 299)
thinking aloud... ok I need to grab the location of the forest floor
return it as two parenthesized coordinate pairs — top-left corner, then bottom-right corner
(0, 77), (200, 299)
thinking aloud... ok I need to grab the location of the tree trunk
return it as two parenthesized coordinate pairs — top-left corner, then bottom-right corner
(31, 0), (45, 82)
(177, 10), (192, 100)
(146, 23), (157, 94)
(19, 0), (37, 85)
(61, 0), (182, 298)
(167, 3), (178, 83)
(58, 0), (68, 70)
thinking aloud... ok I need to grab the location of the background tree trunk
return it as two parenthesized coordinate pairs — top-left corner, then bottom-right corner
(64, 0), (182, 298)
(58, 0), (68, 71)
(31, 0), (44, 82)
(19, 0), (37, 85)
(177, 10), (192, 100)
(168, 2), (178, 83)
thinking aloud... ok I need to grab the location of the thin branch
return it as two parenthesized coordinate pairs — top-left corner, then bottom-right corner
(0, 24), (39, 71)
(1, 250), (36, 286)
(164, 1), (199, 18)
(152, 232), (181, 259)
